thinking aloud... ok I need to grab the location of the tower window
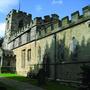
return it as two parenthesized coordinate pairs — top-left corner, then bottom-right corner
(18, 20), (23, 28)
(7, 21), (9, 29)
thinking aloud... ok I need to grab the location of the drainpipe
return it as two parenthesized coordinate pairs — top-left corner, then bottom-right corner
(54, 34), (57, 80)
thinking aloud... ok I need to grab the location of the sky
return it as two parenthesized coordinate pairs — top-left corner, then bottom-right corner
(0, 0), (90, 37)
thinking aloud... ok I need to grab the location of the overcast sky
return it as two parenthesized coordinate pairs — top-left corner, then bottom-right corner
(0, 0), (89, 37)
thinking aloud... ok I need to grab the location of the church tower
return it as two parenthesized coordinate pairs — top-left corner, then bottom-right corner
(3, 9), (32, 49)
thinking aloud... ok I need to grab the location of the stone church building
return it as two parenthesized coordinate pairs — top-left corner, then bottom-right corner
(3, 5), (90, 82)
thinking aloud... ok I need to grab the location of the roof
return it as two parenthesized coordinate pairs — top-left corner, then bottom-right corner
(3, 49), (14, 56)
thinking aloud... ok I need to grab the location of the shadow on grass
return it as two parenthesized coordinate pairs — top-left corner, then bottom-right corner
(0, 73), (78, 90)
(0, 82), (16, 90)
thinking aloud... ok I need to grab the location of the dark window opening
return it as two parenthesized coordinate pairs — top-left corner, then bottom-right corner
(51, 23), (54, 30)
(18, 20), (23, 28)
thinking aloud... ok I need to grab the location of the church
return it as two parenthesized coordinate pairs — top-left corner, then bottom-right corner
(3, 5), (90, 82)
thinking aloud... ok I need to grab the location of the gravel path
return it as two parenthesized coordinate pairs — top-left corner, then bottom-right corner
(0, 77), (45, 90)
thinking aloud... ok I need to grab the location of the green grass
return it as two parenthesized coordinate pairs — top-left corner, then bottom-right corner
(43, 81), (77, 90)
(0, 73), (17, 90)
(10, 76), (77, 90)
(0, 73), (78, 90)
(9, 76), (37, 85)
(0, 73), (17, 77)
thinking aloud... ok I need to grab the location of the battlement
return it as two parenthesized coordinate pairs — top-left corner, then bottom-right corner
(32, 14), (59, 26)
(44, 15), (51, 22)
(6, 9), (32, 20)
(36, 5), (90, 38)
(33, 17), (43, 25)
(83, 5), (90, 17)
(61, 16), (69, 27)
(8, 5), (90, 41)
(71, 11), (80, 22)
(33, 4), (89, 29)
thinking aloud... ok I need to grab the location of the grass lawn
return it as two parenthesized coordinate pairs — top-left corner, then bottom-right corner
(43, 81), (77, 90)
(0, 73), (17, 90)
(0, 73), (17, 77)
(0, 73), (78, 90)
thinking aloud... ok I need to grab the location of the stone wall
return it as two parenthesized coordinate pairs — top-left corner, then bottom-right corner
(4, 5), (90, 81)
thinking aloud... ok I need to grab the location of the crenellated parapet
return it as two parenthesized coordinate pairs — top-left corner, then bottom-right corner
(83, 5), (90, 17)
(6, 9), (32, 20)
(36, 14), (60, 38)
(71, 11), (80, 22)
(61, 16), (69, 27)
(36, 5), (90, 39)
(8, 5), (90, 42)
